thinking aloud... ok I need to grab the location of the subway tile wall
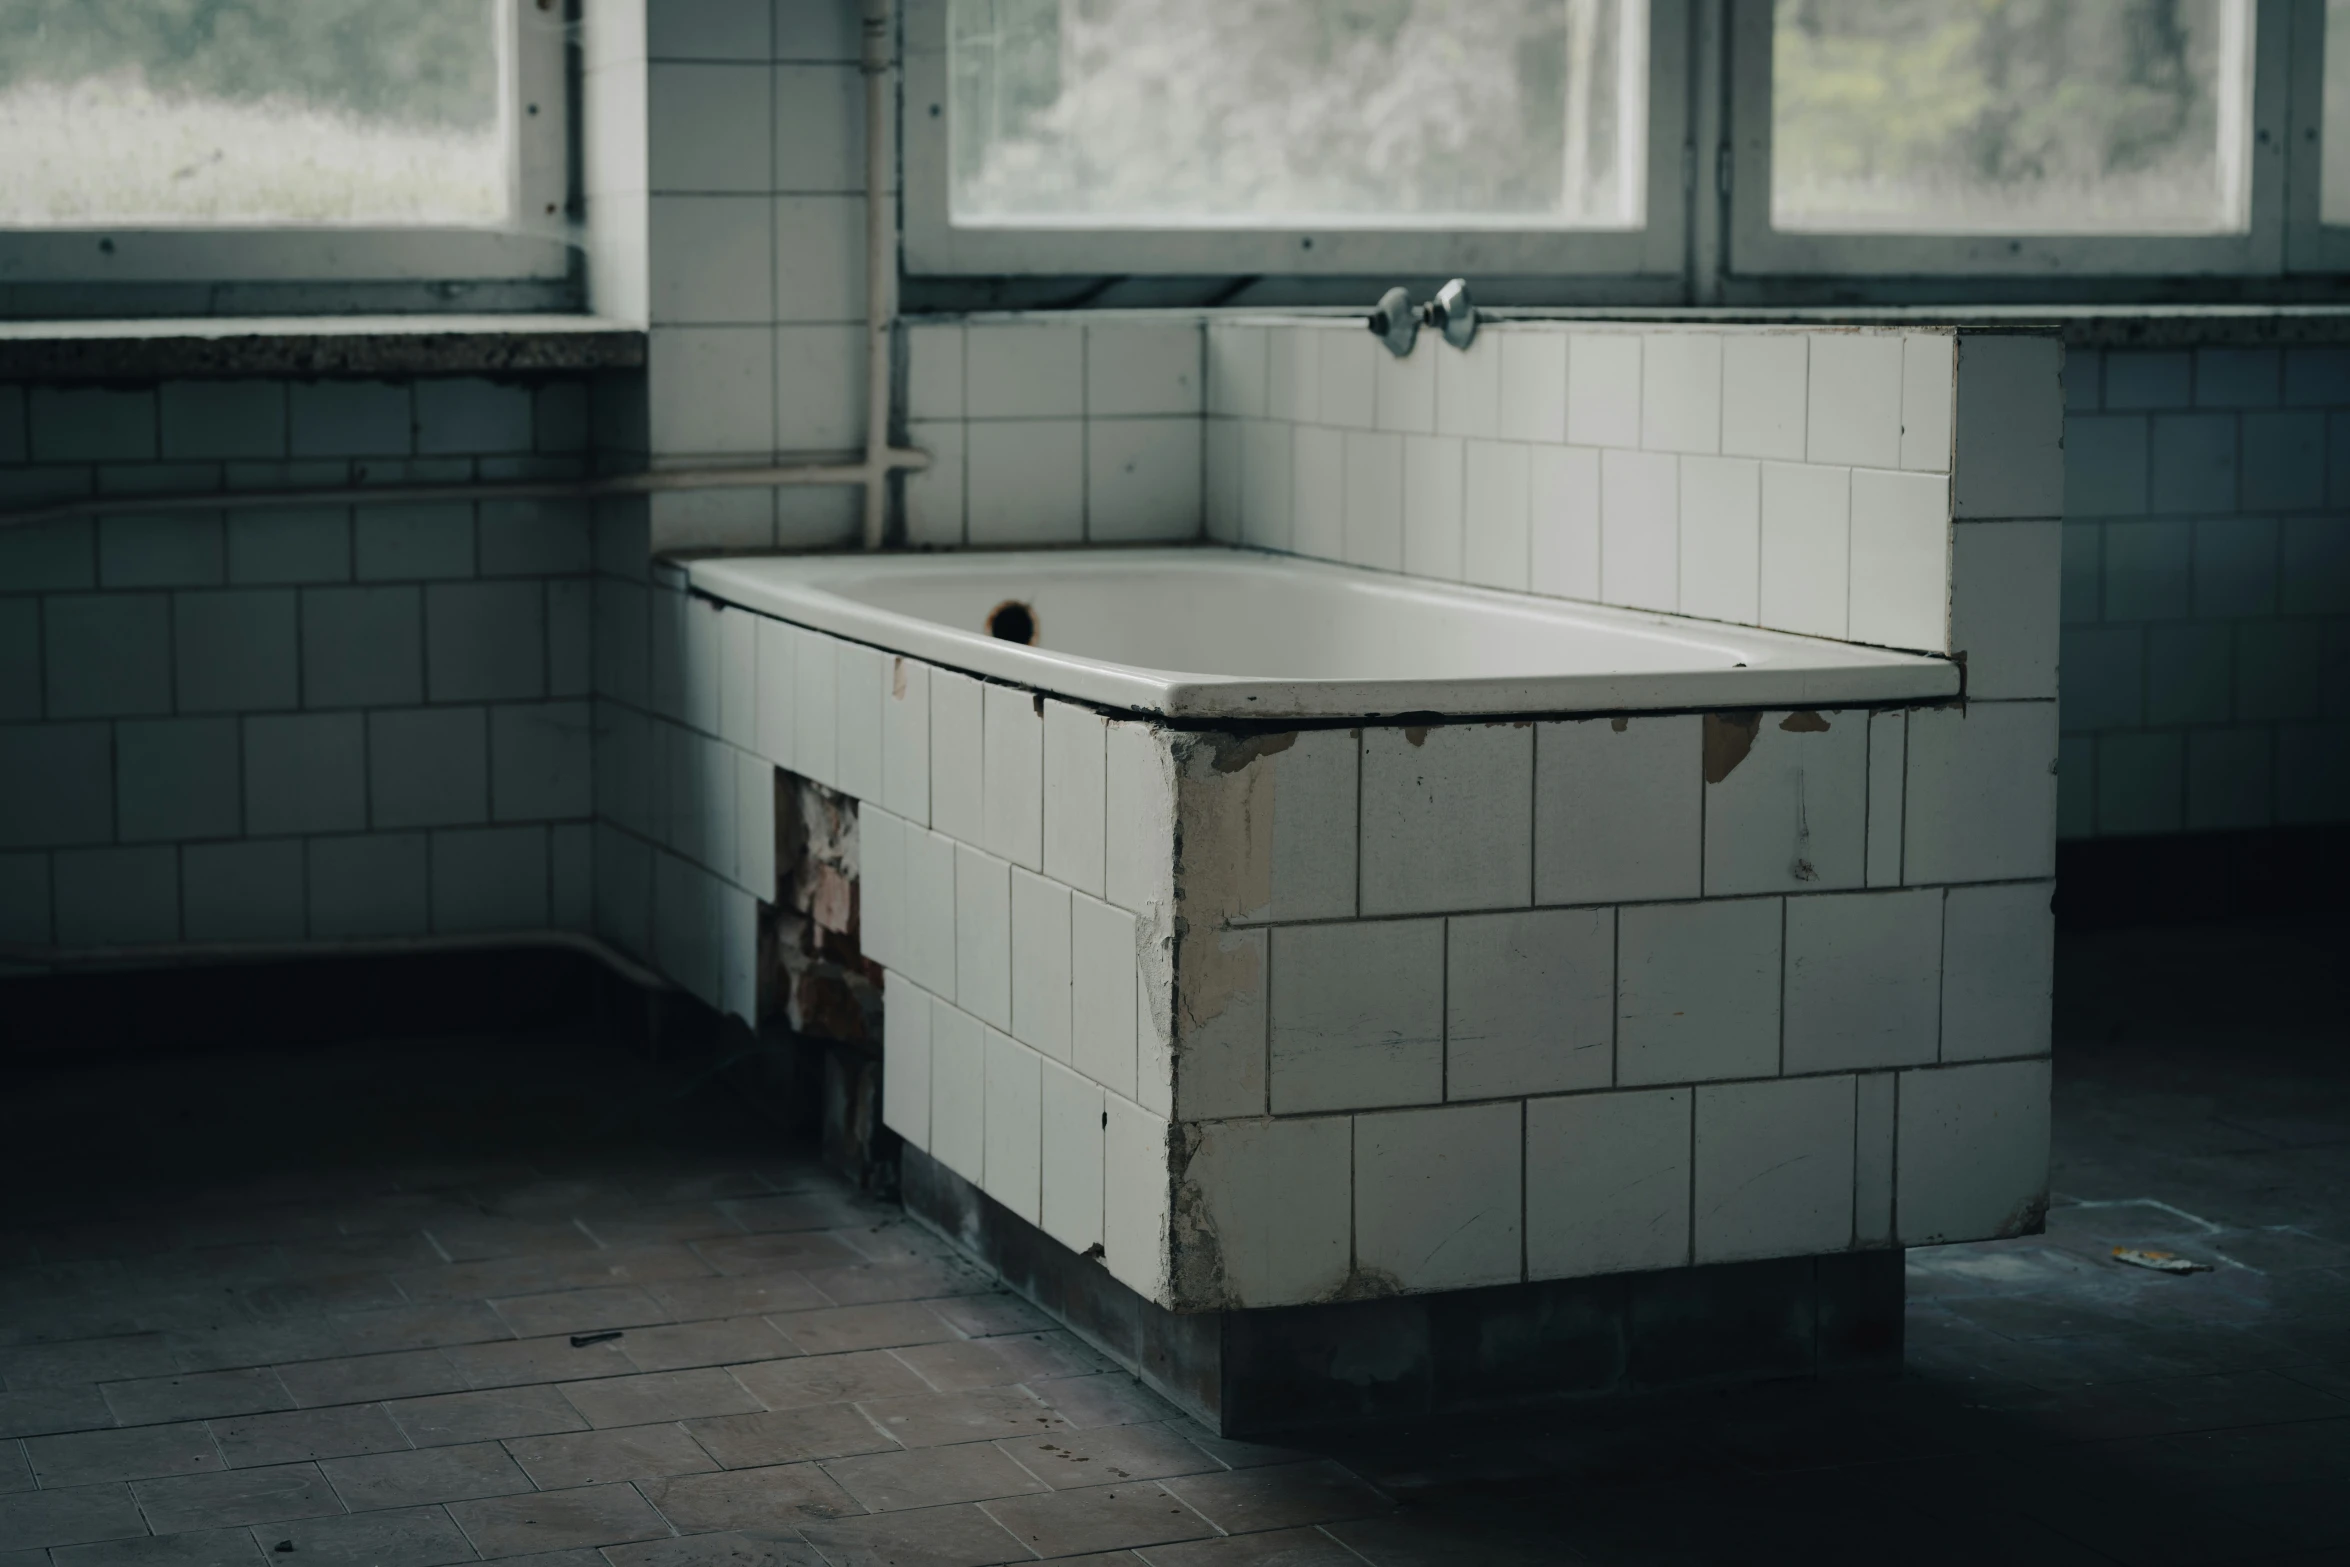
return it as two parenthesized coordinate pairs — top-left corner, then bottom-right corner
(2060, 346), (2350, 837)
(0, 376), (604, 955)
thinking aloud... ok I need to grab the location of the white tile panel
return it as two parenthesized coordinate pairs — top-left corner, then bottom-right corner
(981, 681), (1045, 870)
(1359, 722), (1533, 917)
(1355, 1101), (1523, 1292)
(1039, 1058), (1105, 1256)
(1721, 333), (1807, 461)
(1598, 448), (1677, 613)
(928, 668), (985, 846)
(881, 654), (931, 825)
(1616, 897), (1781, 1087)
(1462, 440), (1531, 592)
(1267, 918), (1443, 1114)
(1179, 1114), (1351, 1307)
(1702, 709), (1869, 896)
(983, 1028), (1043, 1224)
(1042, 698), (1107, 898)
(1897, 1059), (2050, 1246)
(1445, 907), (1614, 1100)
(883, 974), (932, 1147)
(928, 1000), (986, 1185)
(1678, 455), (1761, 625)
(954, 843), (1012, 1031)
(903, 826), (959, 1001)
(1529, 444), (1600, 602)
(1534, 715), (1702, 905)
(1010, 866), (1073, 1063)
(1782, 888), (1943, 1074)
(1757, 461), (1849, 640)
(1498, 330), (1567, 444)
(1566, 333), (1641, 448)
(1070, 891), (1139, 1098)
(1526, 1087), (1691, 1278)
(1805, 333), (1903, 469)
(1640, 332), (1723, 455)
(1940, 880), (2054, 1062)
(1847, 468), (1950, 653)
(1401, 434), (1466, 581)
(1694, 1075), (1856, 1264)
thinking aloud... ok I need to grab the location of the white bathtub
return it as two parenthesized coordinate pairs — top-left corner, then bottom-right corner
(688, 546), (1956, 720)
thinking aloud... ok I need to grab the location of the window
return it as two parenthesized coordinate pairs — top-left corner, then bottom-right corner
(0, 0), (574, 304)
(904, 0), (1690, 276)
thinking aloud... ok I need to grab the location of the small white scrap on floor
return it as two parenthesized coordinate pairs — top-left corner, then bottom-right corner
(2112, 1247), (2213, 1274)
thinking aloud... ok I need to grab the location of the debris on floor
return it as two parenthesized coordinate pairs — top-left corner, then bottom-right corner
(2111, 1247), (2213, 1274)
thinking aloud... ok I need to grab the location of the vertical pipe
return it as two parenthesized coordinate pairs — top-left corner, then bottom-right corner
(862, 0), (898, 550)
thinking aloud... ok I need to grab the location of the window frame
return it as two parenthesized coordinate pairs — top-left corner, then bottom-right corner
(900, 0), (1693, 279)
(1725, 0), (2293, 280)
(0, 0), (575, 295)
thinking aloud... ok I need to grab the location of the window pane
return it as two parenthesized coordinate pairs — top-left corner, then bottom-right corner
(2325, 0), (2350, 223)
(0, 0), (508, 227)
(949, 0), (1649, 229)
(1771, 0), (2254, 236)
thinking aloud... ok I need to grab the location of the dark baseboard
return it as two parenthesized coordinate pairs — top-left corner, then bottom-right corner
(901, 1144), (1903, 1438)
(2056, 825), (2350, 929)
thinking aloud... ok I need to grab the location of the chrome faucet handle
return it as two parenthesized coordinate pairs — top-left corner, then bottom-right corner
(1366, 285), (1419, 358)
(1419, 278), (1477, 350)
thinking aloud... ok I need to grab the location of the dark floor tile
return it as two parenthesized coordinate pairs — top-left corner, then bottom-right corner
(319, 1442), (531, 1512)
(624, 1174), (774, 1206)
(645, 1274), (828, 1325)
(683, 1405), (898, 1468)
(212, 1404), (410, 1469)
(856, 1388), (1070, 1450)
(423, 1220), (599, 1266)
(1031, 1375), (1181, 1431)
(618, 1317), (796, 1375)
(1162, 1463), (1391, 1535)
(26, 1422), (222, 1487)
(1149, 1525), (1376, 1565)
(923, 1295), (1053, 1341)
(633, 1463), (862, 1532)
(389, 1259), (573, 1307)
(768, 1302), (958, 1358)
(437, 1334), (633, 1392)
(104, 1370), (292, 1427)
(1, 1439), (30, 1493)
(332, 1302), (513, 1357)
(0, 1336), (180, 1388)
(692, 1236), (863, 1279)
(600, 1529), (824, 1567)
(800, 1261), (993, 1309)
(820, 1443), (1053, 1512)
(472, 1550), (610, 1567)
(558, 1369), (761, 1429)
(131, 1463), (343, 1533)
(573, 1204), (747, 1250)
(489, 1288), (670, 1341)
(167, 1323), (348, 1376)
(892, 1335), (1098, 1393)
(2035, 1368), (2350, 1443)
(981, 1479), (1215, 1557)
(384, 1384), (588, 1448)
(503, 1422), (718, 1489)
(730, 1351), (930, 1411)
(274, 1351), (466, 1409)
(994, 1425), (1224, 1491)
(249, 1504), (476, 1567)
(0, 1384), (118, 1438)
(445, 1484), (670, 1556)
(0, 1483), (149, 1550)
(794, 1502), (1033, 1567)
(47, 1526), (267, 1567)
(242, 1276), (407, 1319)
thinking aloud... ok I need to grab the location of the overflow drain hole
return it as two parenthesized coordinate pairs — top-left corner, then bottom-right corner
(987, 599), (1037, 645)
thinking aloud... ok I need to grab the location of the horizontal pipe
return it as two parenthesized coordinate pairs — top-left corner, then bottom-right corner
(0, 448), (932, 531)
(0, 927), (669, 989)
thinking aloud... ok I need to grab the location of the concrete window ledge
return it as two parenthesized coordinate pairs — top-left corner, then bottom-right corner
(0, 315), (646, 382)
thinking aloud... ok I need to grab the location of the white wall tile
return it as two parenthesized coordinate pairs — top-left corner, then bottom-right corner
(1854, 1071), (1896, 1247)
(1268, 918), (1443, 1113)
(1447, 907), (1613, 1100)
(1783, 888), (1942, 1074)
(1318, 329), (1378, 430)
(752, 613), (796, 771)
(1897, 1059), (2050, 1246)
(1640, 333), (1722, 455)
(1847, 469), (1950, 653)
(1955, 334), (2064, 518)
(1088, 321), (1202, 417)
(1941, 880), (2054, 1063)
(981, 682), (1044, 870)
(1757, 461), (1849, 640)
(648, 326), (773, 455)
(1342, 431), (1405, 571)
(0, 851), (47, 945)
(1805, 333), (1903, 469)
(1267, 327), (1320, 423)
(1039, 1058), (1106, 1256)
(370, 707), (489, 829)
(1617, 897), (1781, 1086)
(1529, 445), (1600, 602)
(648, 196), (771, 324)
(907, 421), (967, 542)
(1360, 723), (1533, 916)
(928, 668), (984, 846)
(1101, 1092), (1169, 1301)
(1435, 335), (1501, 439)
(1103, 719), (1174, 917)
(929, 1000), (986, 1185)
(1566, 334), (1641, 448)
(833, 641), (884, 802)
(116, 718), (239, 844)
(861, 804), (903, 970)
(1865, 710), (1905, 887)
(1950, 521), (2061, 701)
(905, 321), (964, 421)
(881, 655), (931, 826)
(983, 1029), (1043, 1224)
(1401, 435), (1466, 581)
(1182, 726), (1357, 926)
(1498, 331), (1567, 443)
(306, 584), (422, 709)
(1534, 715), (1702, 905)
(1240, 419), (1293, 553)
(1374, 340), (1436, 434)
(1071, 891), (1139, 1098)
(647, 62), (770, 191)
(730, 746), (773, 901)
(1204, 419), (1243, 544)
(245, 713), (366, 836)
(968, 421), (1085, 546)
(1173, 923), (1266, 1121)
(492, 700), (597, 825)
(183, 840), (304, 942)
(1703, 709), (1868, 896)
(53, 845), (178, 946)
(721, 880), (760, 1024)
(1291, 425), (1344, 561)
(1206, 324), (1268, 418)
(1721, 334), (1807, 461)
(717, 606), (758, 752)
(1088, 419), (1201, 544)
(44, 594), (171, 718)
(1179, 1114), (1350, 1307)
(432, 825), (549, 935)
(652, 850), (722, 1010)
(1694, 1075), (1856, 1263)
(1355, 1101), (1522, 1292)
(1010, 867), (1073, 1063)
(1042, 699), (1106, 898)
(904, 827), (959, 1000)
(954, 843), (1012, 1031)
(966, 323), (1084, 419)
(1526, 1087), (1690, 1278)
(311, 832), (428, 938)
(773, 322), (866, 452)
(1904, 702), (2058, 885)
(792, 628), (838, 788)
(1678, 455), (1760, 624)
(1900, 334), (1956, 472)
(1462, 440), (1531, 591)
(1598, 448), (1677, 612)
(883, 972), (932, 1148)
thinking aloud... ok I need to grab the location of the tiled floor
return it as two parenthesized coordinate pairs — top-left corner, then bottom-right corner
(4, 915), (2347, 1566)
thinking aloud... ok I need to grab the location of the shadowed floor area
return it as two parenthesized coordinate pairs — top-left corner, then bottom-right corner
(3, 916), (2346, 1566)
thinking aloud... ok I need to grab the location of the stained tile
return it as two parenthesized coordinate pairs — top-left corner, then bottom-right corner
(47, 1529), (266, 1567)
(1138, 1525), (1363, 1565)
(683, 1404), (898, 1468)
(632, 1463), (862, 1532)
(794, 1503), (1031, 1567)
(504, 1423), (717, 1490)
(275, 1352), (465, 1409)
(445, 1484), (670, 1556)
(617, 1317), (794, 1374)
(769, 1302), (959, 1357)
(729, 1351), (933, 1411)
(245, 1505), (475, 1567)
(437, 1335), (633, 1391)
(490, 1288), (670, 1340)
(384, 1384), (589, 1448)
(982, 1480), (1215, 1558)
(601, 1532), (825, 1567)
(645, 1273), (829, 1323)
(26, 1422), (223, 1487)
(890, 1335), (1097, 1393)
(211, 1404), (411, 1469)
(332, 1302), (513, 1356)
(993, 1425), (1223, 1492)
(854, 1388), (1070, 1450)
(131, 1462), (343, 1533)
(557, 1369), (761, 1429)
(0, 1483), (149, 1549)
(691, 1234), (863, 1277)
(319, 1442), (531, 1512)
(1161, 1462), (1391, 1534)
(103, 1370), (292, 1426)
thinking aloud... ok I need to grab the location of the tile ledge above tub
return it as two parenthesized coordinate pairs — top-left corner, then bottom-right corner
(0, 315), (647, 383)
